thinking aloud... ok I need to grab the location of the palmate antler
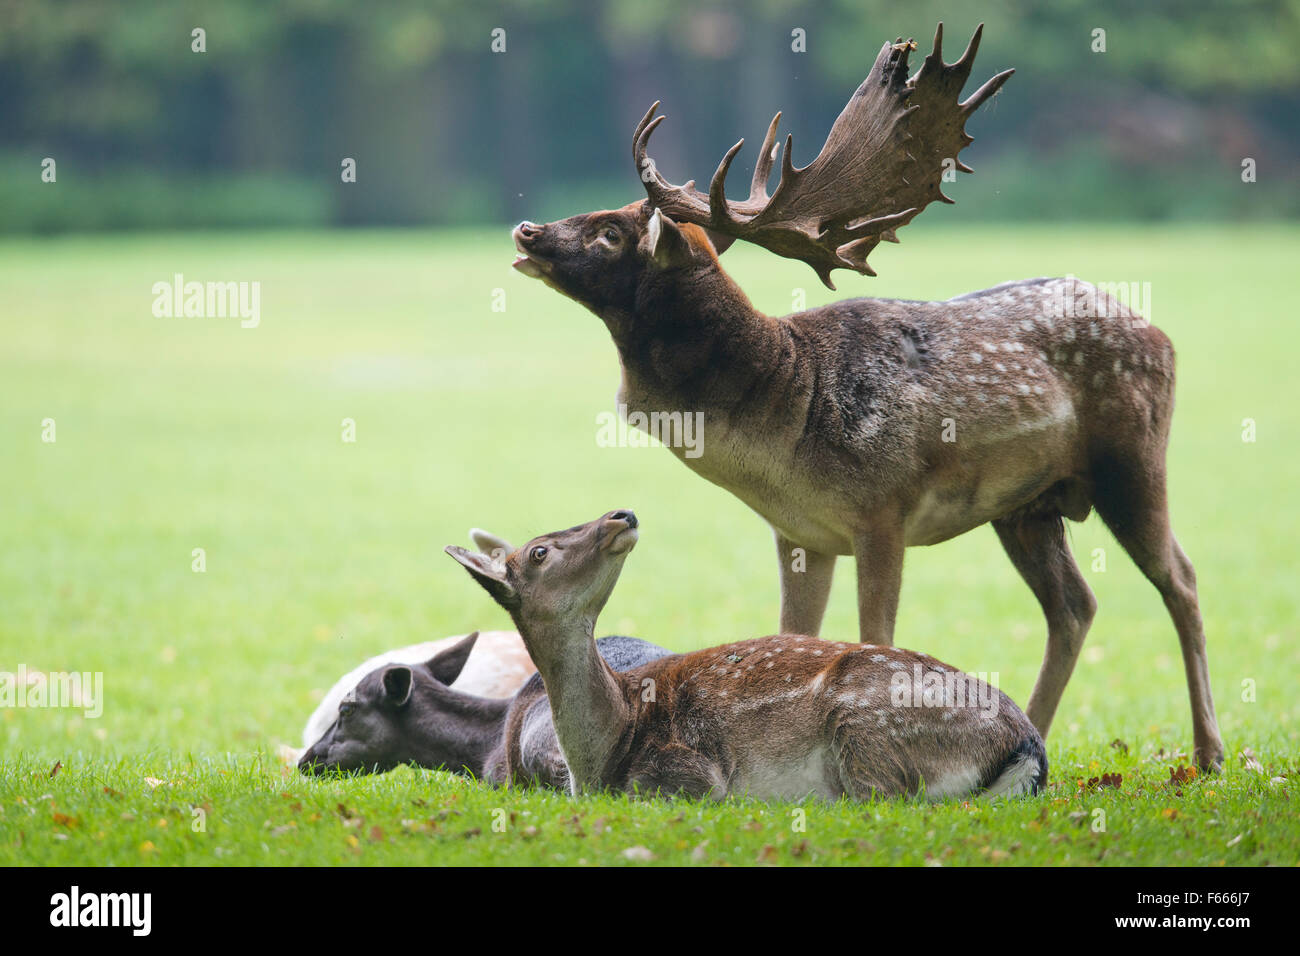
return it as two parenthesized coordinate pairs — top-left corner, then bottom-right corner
(633, 23), (1014, 289)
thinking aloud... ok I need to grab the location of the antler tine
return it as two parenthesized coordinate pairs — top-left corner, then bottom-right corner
(749, 112), (783, 203)
(633, 101), (660, 157)
(960, 68), (1015, 115)
(709, 140), (746, 228)
(931, 21), (943, 61)
(634, 107), (669, 186)
(957, 22), (984, 69)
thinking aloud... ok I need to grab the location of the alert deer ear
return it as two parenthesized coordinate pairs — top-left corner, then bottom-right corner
(425, 631), (480, 686)
(469, 528), (514, 563)
(445, 546), (520, 612)
(381, 666), (414, 707)
(639, 208), (692, 269)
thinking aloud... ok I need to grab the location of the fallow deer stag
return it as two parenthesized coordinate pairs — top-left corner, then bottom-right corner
(448, 510), (1047, 801)
(510, 24), (1224, 770)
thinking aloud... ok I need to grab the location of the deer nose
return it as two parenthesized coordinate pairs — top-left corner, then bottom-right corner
(516, 221), (542, 240)
(609, 510), (638, 529)
(298, 751), (324, 775)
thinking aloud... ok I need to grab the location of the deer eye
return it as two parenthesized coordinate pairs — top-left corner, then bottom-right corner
(530, 546), (548, 564)
(338, 700), (356, 719)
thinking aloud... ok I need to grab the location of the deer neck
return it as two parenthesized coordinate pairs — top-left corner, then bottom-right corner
(609, 264), (786, 407)
(413, 689), (509, 779)
(513, 614), (631, 794)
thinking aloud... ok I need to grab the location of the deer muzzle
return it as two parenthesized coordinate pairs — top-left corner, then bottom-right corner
(600, 509), (639, 554)
(512, 222), (552, 278)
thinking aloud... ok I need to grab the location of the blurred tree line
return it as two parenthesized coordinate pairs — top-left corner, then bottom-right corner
(1, 0), (1297, 233)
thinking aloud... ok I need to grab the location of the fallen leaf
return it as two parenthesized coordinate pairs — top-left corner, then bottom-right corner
(621, 845), (655, 862)
(758, 844), (779, 863)
(48, 761), (62, 779)
(1238, 748), (1263, 773)
(1168, 765), (1197, 786)
(1109, 739), (1129, 755)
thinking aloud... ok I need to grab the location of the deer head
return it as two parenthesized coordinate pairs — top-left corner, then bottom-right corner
(445, 510), (639, 629)
(298, 631), (500, 775)
(512, 202), (727, 324)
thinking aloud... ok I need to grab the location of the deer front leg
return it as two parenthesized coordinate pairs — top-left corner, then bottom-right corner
(852, 518), (905, 645)
(775, 531), (836, 636)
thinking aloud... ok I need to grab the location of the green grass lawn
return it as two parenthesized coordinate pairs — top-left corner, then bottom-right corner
(1, 224), (1297, 866)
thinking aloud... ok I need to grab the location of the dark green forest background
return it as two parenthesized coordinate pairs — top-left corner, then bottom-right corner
(2, 0), (1297, 233)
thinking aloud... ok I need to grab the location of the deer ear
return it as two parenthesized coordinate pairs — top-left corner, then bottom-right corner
(469, 528), (514, 562)
(426, 631), (480, 686)
(381, 666), (414, 707)
(445, 546), (520, 611)
(640, 208), (692, 269)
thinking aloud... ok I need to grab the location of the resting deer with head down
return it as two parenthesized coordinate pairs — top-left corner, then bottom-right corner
(298, 628), (671, 784)
(510, 24), (1224, 769)
(447, 510), (1047, 801)
(298, 530), (672, 782)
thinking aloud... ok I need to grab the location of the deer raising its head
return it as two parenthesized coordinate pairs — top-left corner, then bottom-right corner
(509, 22), (1224, 771)
(447, 511), (1047, 802)
(513, 203), (734, 335)
(446, 510), (639, 629)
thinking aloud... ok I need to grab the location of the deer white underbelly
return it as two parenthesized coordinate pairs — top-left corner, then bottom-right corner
(731, 747), (837, 801)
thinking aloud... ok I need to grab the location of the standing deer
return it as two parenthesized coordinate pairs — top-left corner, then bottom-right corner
(509, 24), (1224, 769)
(447, 510), (1048, 801)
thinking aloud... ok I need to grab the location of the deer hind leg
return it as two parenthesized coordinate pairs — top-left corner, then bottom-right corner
(1092, 456), (1225, 771)
(775, 531), (836, 636)
(993, 512), (1097, 739)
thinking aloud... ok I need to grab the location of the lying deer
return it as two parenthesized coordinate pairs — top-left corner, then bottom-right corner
(296, 629), (534, 762)
(289, 530), (539, 766)
(447, 510), (1047, 801)
(299, 630), (671, 782)
(510, 24), (1223, 769)
(296, 527), (671, 780)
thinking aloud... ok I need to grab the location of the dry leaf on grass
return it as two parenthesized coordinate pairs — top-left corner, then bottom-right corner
(1238, 748), (1263, 773)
